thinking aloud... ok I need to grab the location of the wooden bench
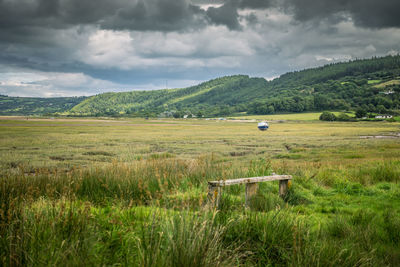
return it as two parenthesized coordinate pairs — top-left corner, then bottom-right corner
(207, 174), (292, 208)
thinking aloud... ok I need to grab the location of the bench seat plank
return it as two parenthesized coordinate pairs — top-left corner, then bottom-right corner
(208, 175), (292, 187)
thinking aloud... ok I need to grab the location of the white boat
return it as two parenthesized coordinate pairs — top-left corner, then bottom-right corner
(257, 122), (269, 131)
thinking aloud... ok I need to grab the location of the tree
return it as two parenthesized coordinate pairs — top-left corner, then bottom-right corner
(319, 111), (336, 121)
(337, 113), (351, 121)
(367, 104), (375, 112)
(314, 95), (329, 110)
(355, 107), (367, 118)
(376, 105), (386, 114)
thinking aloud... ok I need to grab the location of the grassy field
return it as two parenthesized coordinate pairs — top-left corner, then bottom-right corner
(367, 79), (382, 84)
(231, 112), (354, 121)
(373, 79), (400, 88)
(1, 116), (400, 266)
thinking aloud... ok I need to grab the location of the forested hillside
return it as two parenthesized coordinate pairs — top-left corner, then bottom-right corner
(1, 55), (400, 117)
(249, 55), (400, 115)
(69, 75), (268, 117)
(0, 95), (86, 115)
(69, 55), (400, 117)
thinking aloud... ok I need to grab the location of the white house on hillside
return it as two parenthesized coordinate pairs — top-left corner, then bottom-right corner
(375, 115), (393, 119)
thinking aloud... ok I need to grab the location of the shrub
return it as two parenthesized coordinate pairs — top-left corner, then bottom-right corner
(336, 113), (351, 121)
(319, 111), (337, 121)
(355, 107), (367, 118)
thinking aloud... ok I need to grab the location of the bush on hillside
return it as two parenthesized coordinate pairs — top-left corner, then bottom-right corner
(355, 108), (367, 118)
(319, 111), (337, 121)
(336, 113), (352, 121)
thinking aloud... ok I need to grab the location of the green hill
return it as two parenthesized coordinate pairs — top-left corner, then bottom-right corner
(68, 75), (269, 116)
(2, 55), (400, 117)
(247, 55), (400, 115)
(0, 96), (86, 115)
(69, 55), (400, 117)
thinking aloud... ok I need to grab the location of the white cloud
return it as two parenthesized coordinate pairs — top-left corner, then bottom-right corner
(77, 26), (256, 70)
(0, 68), (206, 97)
(387, 49), (399, 56)
(198, 3), (224, 11)
(0, 70), (125, 97)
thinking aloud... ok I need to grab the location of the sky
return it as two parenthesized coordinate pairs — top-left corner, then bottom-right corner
(1, 0), (400, 97)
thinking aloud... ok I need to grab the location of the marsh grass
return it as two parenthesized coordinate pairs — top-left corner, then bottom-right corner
(247, 192), (285, 212)
(1, 118), (400, 266)
(1, 200), (240, 266)
(1, 155), (400, 266)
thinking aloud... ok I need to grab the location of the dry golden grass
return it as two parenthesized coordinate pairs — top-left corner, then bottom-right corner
(1, 117), (399, 172)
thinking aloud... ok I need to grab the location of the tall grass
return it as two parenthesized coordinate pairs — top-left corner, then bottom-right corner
(1, 201), (239, 266)
(1, 154), (400, 266)
(1, 156), (247, 206)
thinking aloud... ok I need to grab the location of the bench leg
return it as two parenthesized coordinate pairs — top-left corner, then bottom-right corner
(207, 185), (221, 208)
(245, 183), (258, 207)
(279, 179), (289, 198)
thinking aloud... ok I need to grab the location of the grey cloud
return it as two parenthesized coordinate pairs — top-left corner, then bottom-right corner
(0, 0), (213, 76)
(1, 0), (399, 37)
(210, 0), (400, 30)
(205, 0), (274, 30)
(283, 0), (400, 29)
(206, 1), (241, 30)
(244, 12), (258, 25)
(348, 0), (400, 28)
(238, 0), (274, 9)
(0, 0), (237, 32)
(102, 0), (208, 31)
(0, 0), (281, 34)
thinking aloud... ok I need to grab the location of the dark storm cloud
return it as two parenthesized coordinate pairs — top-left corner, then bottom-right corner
(209, 0), (400, 29)
(206, 1), (241, 30)
(0, 0), (399, 38)
(348, 0), (400, 28)
(0, 0), (208, 31)
(102, 0), (208, 32)
(205, 0), (275, 29)
(283, 0), (400, 29)
(0, 0), (240, 32)
(237, 0), (274, 9)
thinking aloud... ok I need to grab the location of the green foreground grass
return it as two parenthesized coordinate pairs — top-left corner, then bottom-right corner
(1, 117), (400, 266)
